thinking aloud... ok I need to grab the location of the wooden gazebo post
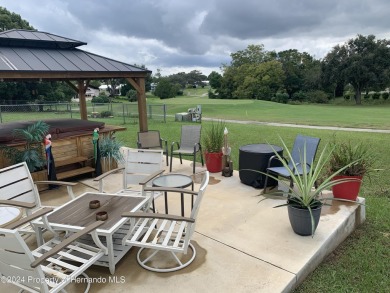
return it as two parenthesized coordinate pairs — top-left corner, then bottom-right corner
(126, 77), (148, 131)
(66, 80), (89, 120)
(78, 80), (89, 120)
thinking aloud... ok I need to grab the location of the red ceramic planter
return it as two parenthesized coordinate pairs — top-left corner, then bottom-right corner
(204, 151), (223, 173)
(332, 175), (362, 201)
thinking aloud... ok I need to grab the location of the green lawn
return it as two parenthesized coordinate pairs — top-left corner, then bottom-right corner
(2, 91), (389, 292)
(147, 93), (390, 129)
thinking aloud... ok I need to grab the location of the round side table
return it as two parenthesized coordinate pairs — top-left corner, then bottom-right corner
(152, 174), (193, 216)
(0, 206), (23, 228)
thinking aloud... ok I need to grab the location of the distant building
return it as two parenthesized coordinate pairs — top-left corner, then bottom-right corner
(71, 86), (99, 101)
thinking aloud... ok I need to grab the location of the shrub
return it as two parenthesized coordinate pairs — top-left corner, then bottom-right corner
(272, 93), (289, 104)
(363, 93), (370, 100)
(344, 93), (351, 100)
(100, 111), (113, 118)
(92, 95), (109, 103)
(372, 92), (381, 100)
(382, 92), (389, 100)
(292, 91), (307, 102)
(126, 89), (137, 102)
(305, 90), (329, 104)
(208, 89), (218, 99)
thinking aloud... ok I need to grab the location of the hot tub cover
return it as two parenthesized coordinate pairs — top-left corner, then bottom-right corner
(0, 119), (105, 144)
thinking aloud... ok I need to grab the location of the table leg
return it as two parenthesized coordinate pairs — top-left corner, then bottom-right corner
(164, 191), (168, 214)
(35, 226), (44, 246)
(181, 193), (184, 216)
(107, 235), (115, 275)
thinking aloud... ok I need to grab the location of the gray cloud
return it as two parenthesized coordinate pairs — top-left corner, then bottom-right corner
(1, 0), (389, 76)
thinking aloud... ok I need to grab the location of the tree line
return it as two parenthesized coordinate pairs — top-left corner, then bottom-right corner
(206, 36), (390, 105)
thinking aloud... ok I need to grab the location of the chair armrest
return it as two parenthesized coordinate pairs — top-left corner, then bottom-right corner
(30, 221), (105, 268)
(143, 186), (198, 196)
(34, 181), (77, 200)
(0, 200), (35, 209)
(161, 138), (168, 151)
(93, 167), (125, 181)
(122, 211), (195, 223)
(34, 181), (77, 187)
(139, 169), (165, 185)
(267, 155), (288, 168)
(171, 141), (180, 151)
(4, 207), (54, 230)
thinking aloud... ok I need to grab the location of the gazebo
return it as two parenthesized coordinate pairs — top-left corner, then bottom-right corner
(0, 29), (151, 131)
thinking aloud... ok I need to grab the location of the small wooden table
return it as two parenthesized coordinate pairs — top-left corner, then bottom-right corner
(33, 192), (148, 274)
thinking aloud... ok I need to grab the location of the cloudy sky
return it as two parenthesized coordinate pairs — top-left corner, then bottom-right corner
(1, 0), (389, 76)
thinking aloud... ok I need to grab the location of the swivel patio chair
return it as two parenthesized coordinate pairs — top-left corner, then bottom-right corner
(137, 130), (169, 166)
(0, 208), (106, 293)
(170, 125), (204, 174)
(263, 135), (321, 193)
(121, 171), (209, 272)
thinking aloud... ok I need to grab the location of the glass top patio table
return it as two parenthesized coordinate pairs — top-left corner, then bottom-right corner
(152, 174), (194, 216)
(0, 206), (22, 228)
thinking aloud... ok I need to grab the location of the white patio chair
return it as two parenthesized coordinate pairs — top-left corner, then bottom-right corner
(94, 148), (164, 195)
(121, 171), (209, 272)
(0, 162), (77, 237)
(0, 208), (106, 293)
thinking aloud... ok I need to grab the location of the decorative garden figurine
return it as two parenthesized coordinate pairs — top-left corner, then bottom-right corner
(44, 133), (58, 189)
(222, 127), (233, 177)
(92, 128), (102, 176)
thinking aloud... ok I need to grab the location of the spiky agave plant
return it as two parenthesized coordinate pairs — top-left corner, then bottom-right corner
(259, 137), (363, 236)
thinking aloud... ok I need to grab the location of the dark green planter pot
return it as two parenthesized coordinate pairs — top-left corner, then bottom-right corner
(287, 204), (322, 236)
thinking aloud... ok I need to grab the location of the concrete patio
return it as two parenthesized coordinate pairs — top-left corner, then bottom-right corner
(1, 157), (365, 293)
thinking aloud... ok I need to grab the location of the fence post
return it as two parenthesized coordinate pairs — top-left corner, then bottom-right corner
(148, 104), (152, 119)
(70, 103), (73, 118)
(163, 104), (166, 123)
(122, 104), (125, 124)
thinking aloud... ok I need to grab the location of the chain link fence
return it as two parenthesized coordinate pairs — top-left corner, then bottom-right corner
(0, 102), (167, 124)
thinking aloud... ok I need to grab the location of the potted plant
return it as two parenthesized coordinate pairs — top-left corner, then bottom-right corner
(202, 120), (225, 173)
(99, 137), (125, 173)
(263, 138), (361, 237)
(328, 141), (374, 201)
(0, 121), (49, 173)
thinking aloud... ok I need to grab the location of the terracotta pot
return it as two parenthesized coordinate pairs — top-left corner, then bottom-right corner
(332, 175), (362, 201)
(204, 151), (223, 173)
